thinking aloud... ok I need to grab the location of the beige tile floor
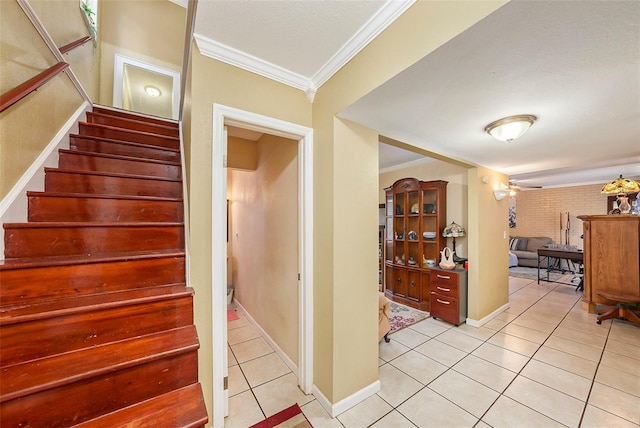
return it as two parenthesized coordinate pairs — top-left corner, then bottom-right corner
(225, 276), (640, 427)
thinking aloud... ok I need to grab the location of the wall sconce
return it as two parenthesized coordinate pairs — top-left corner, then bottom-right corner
(493, 183), (511, 201)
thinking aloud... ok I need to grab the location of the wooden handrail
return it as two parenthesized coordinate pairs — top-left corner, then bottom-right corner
(59, 36), (93, 54)
(0, 62), (69, 113)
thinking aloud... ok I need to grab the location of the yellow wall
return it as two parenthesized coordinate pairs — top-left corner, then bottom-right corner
(188, 51), (312, 422)
(467, 168), (510, 320)
(509, 183), (610, 249)
(331, 118), (380, 400)
(0, 0), (84, 200)
(228, 134), (299, 364)
(310, 0), (507, 401)
(227, 136), (258, 171)
(29, 0), (100, 105)
(98, 0), (185, 106)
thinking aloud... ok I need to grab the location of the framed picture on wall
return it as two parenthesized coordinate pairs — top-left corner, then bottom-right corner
(509, 197), (516, 228)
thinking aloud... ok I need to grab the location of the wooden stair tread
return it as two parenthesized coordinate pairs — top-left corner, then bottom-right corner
(0, 325), (199, 402)
(79, 122), (179, 141)
(87, 112), (179, 138)
(73, 383), (208, 428)
(70, 133), (180, 153)
(92, 105), (178, 128)
(0, 284), (192, 325)
(26, 191), (182, 202)
(44, 167), (181, 182)
(59, 148), (181, 166)
(0, 249), (185, 270)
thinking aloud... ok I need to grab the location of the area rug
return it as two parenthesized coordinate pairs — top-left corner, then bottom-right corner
(389, 301), (429, 334)
(249, 404), (312, 428)
(509, 266), (568, 282)
(227, 308), (240, 321)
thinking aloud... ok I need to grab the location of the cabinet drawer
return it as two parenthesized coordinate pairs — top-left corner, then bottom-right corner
(430, 271), (459, 298)
(430, 293), (460, 325)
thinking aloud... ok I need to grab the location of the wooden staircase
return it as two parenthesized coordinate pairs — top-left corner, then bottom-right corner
(0, 107), (208, 427)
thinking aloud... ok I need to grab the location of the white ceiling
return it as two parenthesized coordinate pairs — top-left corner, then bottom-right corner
(189, 0), (640, 189)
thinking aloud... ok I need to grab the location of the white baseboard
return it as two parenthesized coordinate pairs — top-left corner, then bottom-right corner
(312, 379), (381, 418)
(0, 101), (91, 259)
(466, 302), (510, 327)
(234, 300), (298, 376)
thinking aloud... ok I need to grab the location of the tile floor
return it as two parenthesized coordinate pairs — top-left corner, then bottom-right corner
(225, 276), (640, 427)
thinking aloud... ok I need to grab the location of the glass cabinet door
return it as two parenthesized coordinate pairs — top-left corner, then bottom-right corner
(393, 193), (405, 265)
(421, 189), (438, 263)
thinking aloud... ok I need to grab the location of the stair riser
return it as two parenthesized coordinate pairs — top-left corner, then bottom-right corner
(92, 106), (178, 128)
(59, 152), (181, 180)
(70, 136), (180, 163)
(1, 297), (194, 367)
(79, 123), (179, 150)
(4, 225), (184, 258)
(0, 352), (198, 427)
(45, 170), (182, 198)
(1, 256), (185, 306)
(28, 195), (183, 223)
(87, 112), (179, 138)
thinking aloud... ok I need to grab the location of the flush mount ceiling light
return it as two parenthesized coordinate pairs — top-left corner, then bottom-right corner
(485, 114), (537, 142)
(144, 85), (161, 97)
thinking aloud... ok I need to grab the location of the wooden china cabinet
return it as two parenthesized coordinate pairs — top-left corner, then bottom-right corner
(384, 178), (447, 311)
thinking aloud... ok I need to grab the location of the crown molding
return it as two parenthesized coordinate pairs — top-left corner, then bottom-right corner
(193, 0), (414, 102)
(194, 34), (317, 102)
(311, 0), (415, 89)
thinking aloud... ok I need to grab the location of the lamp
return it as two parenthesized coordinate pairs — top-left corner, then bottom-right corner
(493, 183), (512, 201)
(601, 174), (640, 214)
(442, 221), (466, 263)
(485, 115), (537, 142)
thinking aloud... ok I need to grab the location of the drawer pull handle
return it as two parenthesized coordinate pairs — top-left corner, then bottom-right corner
(436, 275), (451, 279)
(410, 281), (416, 287)
(437, 286), (450, 292)
(397, 278), (401, 284)
(436, 299), (450, 305)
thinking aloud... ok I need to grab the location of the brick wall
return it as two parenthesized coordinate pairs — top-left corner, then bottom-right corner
(509, 183), (609, 250)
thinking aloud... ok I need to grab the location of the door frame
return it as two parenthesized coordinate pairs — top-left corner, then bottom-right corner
(211, 104), (314, 427)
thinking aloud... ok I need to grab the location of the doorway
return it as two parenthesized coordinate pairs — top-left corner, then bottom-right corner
(211, 104), (314, 428)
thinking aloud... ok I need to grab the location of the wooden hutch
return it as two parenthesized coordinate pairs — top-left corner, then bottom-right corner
(578, 215), (640, 313)
(384, 178), (447, 311)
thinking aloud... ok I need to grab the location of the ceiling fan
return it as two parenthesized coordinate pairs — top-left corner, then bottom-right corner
(508, 180), (543, 192)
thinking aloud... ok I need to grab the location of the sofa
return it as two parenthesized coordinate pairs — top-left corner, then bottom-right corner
(509, 236), (553, 267)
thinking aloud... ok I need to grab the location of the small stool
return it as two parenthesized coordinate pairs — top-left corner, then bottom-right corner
(596, 292), (640, 326)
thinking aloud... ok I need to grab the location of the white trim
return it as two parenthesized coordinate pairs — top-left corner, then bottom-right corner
(112, 54), (181, 120)
(194, 34), (315, 102)
(193, 0), (414, 101)
(211, 104), (314, 428)
(312, 380), (381, 418)
(466, 302), (510, 327)
(235, 301), (298, 374)
(378, 156), (434, 174)
(179, 122), (191, 286)
(311, 0), (415, 89)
